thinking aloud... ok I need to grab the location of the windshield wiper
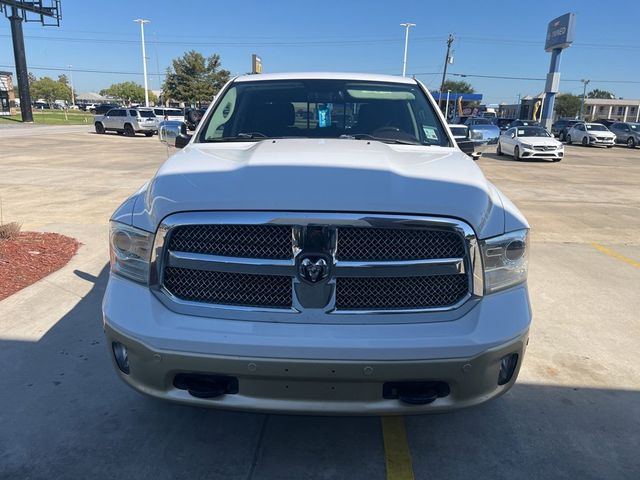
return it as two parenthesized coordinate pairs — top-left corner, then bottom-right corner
(339, 134), (424, 146)
(204, 132), (270, 142)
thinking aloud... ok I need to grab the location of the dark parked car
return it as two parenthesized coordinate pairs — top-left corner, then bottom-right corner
(493, 118), (516, 131)
(609, 122), (640, 148)
(593, 118), (615, 129)
(551, 119), (580, 139)
(509, 119), (540, 129)
(93, 104), (120, 115)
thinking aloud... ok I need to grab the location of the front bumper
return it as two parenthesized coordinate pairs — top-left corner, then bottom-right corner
(588, 137), (615, 146)
(103, 275), (531, 415)
(520, 147), (564, 159)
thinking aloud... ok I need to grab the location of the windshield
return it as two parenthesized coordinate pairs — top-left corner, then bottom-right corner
(586, 124), (607, 131)
(138, 110), (156, 118)
(165, 109), (182, 116)
(199, 79), (450, 146)
(472, 118), (492, 125)
(518, 127), (551, 137)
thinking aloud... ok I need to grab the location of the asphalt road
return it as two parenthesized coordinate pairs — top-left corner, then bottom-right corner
(1, 127), (639, 479)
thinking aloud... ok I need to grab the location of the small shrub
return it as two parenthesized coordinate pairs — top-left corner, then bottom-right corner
(0, 222), (21, 240)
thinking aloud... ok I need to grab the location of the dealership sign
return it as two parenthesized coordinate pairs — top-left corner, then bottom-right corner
(545, 13), (576, 52)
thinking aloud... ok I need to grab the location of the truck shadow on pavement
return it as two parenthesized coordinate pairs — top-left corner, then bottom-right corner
(1, 264), (638, 480)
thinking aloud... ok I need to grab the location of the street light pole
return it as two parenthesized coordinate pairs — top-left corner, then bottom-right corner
(400, 22), (416, 77)
(579, 79), (590, 120)
(67, 65), (75, 106)
(134, 19), (150, 107)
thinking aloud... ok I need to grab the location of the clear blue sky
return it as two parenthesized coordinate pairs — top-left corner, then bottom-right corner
(1, 0), (639, 104)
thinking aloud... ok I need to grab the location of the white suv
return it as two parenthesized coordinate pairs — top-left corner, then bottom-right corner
(94, 108), (158, 137)
(103, 72), (531, 414)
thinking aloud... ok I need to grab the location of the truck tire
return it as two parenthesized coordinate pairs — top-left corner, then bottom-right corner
(144, 132), (153, 137)
(124, 124), (135, 137)
(95, 122), (105, 134)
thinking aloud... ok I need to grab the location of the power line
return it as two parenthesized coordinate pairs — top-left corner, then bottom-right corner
(6, 63), (640, 86)
(0, 33), (444, 47)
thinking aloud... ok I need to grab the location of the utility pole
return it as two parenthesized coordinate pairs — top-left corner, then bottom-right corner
(68, 64), (75, 106)
(579, 79), (590, 119)
(400, 22), (416, 77)
(134, 19), (150, 107)
(438, 34), (454, 110)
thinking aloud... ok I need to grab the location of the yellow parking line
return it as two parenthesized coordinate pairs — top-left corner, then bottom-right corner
(381, 416), (415, 480)
(591, 243), (640, 269)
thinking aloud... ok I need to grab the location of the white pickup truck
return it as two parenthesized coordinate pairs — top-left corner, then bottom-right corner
(103, 72), (531, 414)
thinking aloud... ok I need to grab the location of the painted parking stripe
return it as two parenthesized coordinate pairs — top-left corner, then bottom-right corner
(381, 416), (415, 480)
(591, 243), (640, 269)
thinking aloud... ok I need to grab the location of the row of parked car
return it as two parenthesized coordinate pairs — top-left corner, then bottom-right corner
(93, 106), (208, 137)
(450, 115), (639, 163)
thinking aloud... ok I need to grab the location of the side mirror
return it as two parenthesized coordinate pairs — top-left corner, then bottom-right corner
(510, 133), (516, 138)
(158, 120), (191, 149)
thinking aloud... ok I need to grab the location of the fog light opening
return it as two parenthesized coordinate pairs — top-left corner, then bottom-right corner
(498, 353), (518, 385)
(112, 341), (130, 374)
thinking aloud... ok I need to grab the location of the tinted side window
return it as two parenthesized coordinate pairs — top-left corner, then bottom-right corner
(129, 110), (137, 117)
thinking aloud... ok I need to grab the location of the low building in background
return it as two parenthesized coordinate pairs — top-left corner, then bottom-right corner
(0, 71), (16, 116)
(585, 98), (640, 122)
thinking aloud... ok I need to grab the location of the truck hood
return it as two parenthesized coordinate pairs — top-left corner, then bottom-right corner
(129, 139), (521, 238)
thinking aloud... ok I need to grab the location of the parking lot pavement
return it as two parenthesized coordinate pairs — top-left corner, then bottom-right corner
(0, 131), (639, 479)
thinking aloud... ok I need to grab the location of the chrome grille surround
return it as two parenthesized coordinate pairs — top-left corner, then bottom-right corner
(150, 212), (484, 322)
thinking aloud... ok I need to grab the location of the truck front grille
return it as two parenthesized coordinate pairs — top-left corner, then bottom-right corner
(336, 227), (465, 261)
(336, 274), (469, 310)
(156, 213), (478, 315)
(164, 267), (292, 308)
(168, 224), (293, 259)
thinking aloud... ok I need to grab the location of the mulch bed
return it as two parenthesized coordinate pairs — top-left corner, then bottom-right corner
(0, 232), (80, 301)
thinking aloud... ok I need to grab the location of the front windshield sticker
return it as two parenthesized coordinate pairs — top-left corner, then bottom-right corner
(423, 126), (438, 141)
(318, 103), (332, 128)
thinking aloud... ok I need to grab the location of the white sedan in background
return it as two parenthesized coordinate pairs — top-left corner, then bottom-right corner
(565, 123), (616, 147)
(497, 126), (564, 161)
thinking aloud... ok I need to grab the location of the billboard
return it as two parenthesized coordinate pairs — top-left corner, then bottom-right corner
(251, 54), (263, 74)
(545, 13), (576, 52)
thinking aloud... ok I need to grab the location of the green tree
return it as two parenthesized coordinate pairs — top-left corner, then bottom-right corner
(437, 80), (475, 94)
(587, 89), (615, 99)
(29, 76), (71, 103)
(162, 50), (230, 105)
(100, 81), (157, 105)
(554, 93), (582, 118)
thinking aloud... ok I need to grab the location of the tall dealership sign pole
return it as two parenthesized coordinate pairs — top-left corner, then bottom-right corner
(1, 1), (62, 123)
(540, 13), (576, 131)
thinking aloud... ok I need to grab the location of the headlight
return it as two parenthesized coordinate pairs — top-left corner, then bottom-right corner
(481, 229), (529, 294)
(520, 143), (534, 150)
(109, 221), (154, 284)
